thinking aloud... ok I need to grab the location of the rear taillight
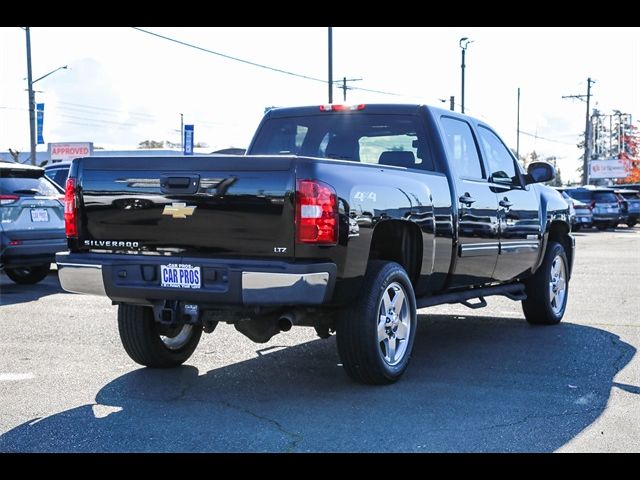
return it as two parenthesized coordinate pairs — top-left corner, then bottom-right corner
(295, 179), (338, 244)
(64, 178), (78, 237)
(0, 194), (18, 205)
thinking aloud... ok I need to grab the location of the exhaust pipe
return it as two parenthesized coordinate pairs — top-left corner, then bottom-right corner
(278, 313), (294, 332)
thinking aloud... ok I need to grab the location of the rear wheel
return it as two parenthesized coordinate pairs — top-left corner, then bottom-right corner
(4, 264), (50, 285)
(572, 224), (581, 232)
(117, 304), (202, 368)
(336, 261), (417, 385)
(627, 220), (637, 227)
(522, 241), (569, 325)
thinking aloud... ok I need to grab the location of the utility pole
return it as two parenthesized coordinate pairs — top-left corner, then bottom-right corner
(562, 77), (595, 185)
(328, 27), (333, 104)
(25, 27), (36, 165)
(340, 77), (362, 102)
(516, 87), (521, 159)
(180, 113), (184, 152)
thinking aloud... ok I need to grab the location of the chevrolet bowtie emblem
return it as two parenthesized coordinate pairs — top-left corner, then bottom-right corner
(162, 202), (196, 219)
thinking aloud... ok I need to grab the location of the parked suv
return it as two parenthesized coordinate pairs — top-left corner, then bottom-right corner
(613, 188), (640, 227)
(44, 161), (72, 190)
(0, 162), (66, 284)
(560, 186), (620, 230)
(557, 189), (592, 231)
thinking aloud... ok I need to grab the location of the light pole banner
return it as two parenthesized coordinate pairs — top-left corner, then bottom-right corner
(184, 124), (194, 155)
(36, 103), (45, 145)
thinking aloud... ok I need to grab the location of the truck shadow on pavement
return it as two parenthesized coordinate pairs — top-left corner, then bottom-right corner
(0, 314), (635, 452)
(0, 272), (66, 307)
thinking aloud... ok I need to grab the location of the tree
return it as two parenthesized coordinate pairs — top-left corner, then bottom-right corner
(138, 140), (164, 149)
(617, 124), (640, 184)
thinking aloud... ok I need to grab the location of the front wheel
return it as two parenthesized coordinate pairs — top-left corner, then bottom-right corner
(117, 304), (202, 367)
(522, 241), (569, 325)
(4, 264), (50, 284)
(336, 261), (417, 385)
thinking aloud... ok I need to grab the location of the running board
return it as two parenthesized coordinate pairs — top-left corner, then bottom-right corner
(417, 283), (527, 309)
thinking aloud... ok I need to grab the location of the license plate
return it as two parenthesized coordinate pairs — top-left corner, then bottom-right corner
(160, 264), (201, 289)
(30, 209), (49, 222)
(607, 207), (615, 213)
(579, 217), (588, 222)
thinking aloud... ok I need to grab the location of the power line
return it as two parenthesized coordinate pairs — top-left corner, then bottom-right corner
(132, 27), (327, 85)
(519, 130), (576, 145)
(131, 27), (411, 99)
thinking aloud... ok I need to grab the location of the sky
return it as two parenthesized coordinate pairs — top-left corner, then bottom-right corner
(1, 26), (639, 182)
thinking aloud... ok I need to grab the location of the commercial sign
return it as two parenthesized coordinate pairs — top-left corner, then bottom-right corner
(36, 103), (45, 145)
(184, 125), (194, 155)
(589, 159), (629, 179)
(48, 142), (93, 162)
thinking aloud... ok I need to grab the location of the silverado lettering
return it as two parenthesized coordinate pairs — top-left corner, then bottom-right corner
(57, 104), (575, 385)
(84, 240), (139, 248)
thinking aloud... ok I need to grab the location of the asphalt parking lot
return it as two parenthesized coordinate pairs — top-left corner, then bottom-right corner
(1, 228), (638, 452)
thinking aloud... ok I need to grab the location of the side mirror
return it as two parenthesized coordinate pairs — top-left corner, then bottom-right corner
(526, 161), (555, 185)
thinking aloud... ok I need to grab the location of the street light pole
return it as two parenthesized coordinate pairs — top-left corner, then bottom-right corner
(459, 37), (473, 114)
(25, 27), (36, 165)
(25, 27), (69, 166)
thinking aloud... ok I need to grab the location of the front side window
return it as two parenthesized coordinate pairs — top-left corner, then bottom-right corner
(477, 126), (518, 186)
(440, 117), (484, 179)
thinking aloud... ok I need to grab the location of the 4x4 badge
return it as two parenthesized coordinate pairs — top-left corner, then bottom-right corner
(162, 202), (196, 219)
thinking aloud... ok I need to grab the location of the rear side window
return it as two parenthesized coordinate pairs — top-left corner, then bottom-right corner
(440, 117), (484, 179)
(0, 175), (59, 197)
(45, 167), (70, 188)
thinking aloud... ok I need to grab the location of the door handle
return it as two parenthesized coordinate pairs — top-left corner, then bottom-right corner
(499, 198), (513, 208)
(459, 194), (475, 206)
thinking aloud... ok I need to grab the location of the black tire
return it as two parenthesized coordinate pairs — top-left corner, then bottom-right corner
(572, 224), (581, 232)
(117, 304), (202, 368)
(4, 264), (50, 285)
(627, 220), (637, 228)
(596, 224), (607, 231)
(336, 261), (417, 385)
(522, 241), (569, 325)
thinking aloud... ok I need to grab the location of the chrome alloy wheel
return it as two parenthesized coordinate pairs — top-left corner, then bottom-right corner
(549, 255), (567, 315)
(160, 324), (194, 351)
(377, 282), (411, 366)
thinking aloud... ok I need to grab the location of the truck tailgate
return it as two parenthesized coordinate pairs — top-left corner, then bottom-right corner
(77, 156), (295, 258)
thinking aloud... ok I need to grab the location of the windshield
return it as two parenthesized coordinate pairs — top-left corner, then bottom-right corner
(593, 192), (618, 203)
(251, 114), (435, 171)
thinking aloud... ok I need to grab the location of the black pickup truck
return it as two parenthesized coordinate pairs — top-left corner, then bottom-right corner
(57, 104), (574, 384)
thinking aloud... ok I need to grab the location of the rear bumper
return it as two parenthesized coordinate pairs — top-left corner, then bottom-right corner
(1, 233), (66, 268)
(56, 252), (336, 306)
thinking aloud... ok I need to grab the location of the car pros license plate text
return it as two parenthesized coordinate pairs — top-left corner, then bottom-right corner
(160, 264), (201, 289)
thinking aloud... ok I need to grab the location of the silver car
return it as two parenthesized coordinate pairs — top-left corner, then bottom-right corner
(0, 162), (66, 284)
